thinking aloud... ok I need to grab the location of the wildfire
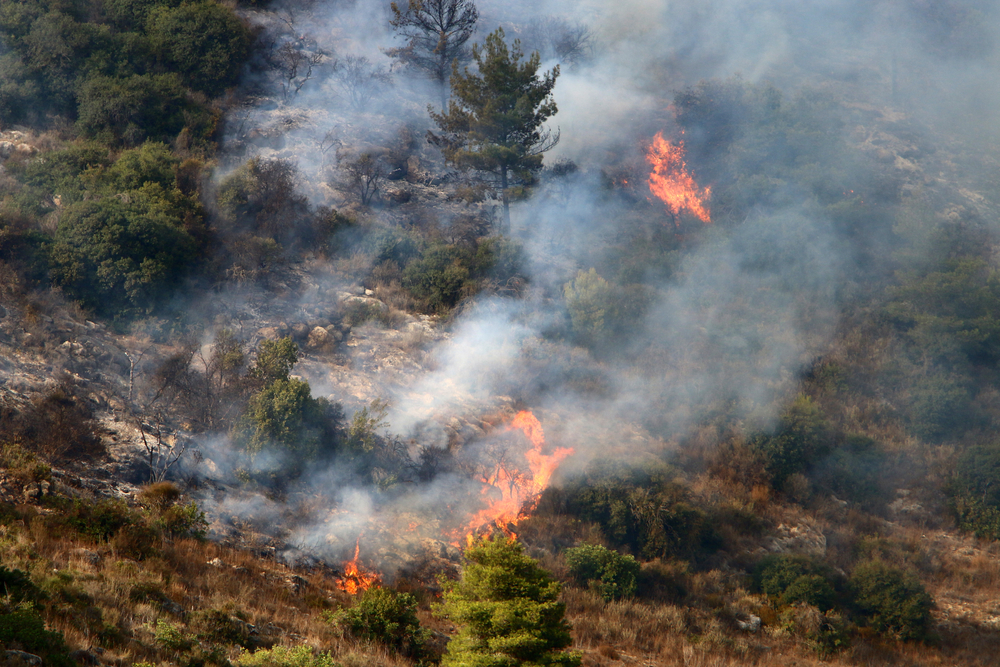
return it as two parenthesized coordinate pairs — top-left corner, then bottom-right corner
(335, 536), (380, 595)
(646, 131), (711, 224)
(454, 411), (574, 544)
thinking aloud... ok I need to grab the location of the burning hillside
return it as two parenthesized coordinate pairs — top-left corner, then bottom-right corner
(647, 131), (712, 224)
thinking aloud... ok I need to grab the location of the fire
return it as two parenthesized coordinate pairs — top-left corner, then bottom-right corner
(646, 131), (711, 224)
(454, 411), (574, 544)
(335, 536), (380, 595)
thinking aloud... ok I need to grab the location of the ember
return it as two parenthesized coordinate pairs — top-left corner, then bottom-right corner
(646, 131), (711, 224)
(335, 536), (380, 594)
(454, 411), (573, 544)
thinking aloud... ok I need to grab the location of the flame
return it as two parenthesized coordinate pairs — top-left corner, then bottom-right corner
(335, 536), (380, 595)
(646, 131), (711, 224)
(453, 411), (574, 544)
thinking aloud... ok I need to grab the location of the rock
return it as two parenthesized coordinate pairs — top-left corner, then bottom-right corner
(737, 614), (761, 632)
(306, 326), (334, 351)
(39, 480), (50, 496)
(68, 649), (100, 665)
(0, 142), (13, 158)
(206, 557), (225, 567)
(22, 483), (41, 502)
(13, 144), (35, 156)
(291, 322), (311, 341)
(764, 522), (826, 557)
(323, 325), (343, 343)
(2, 650), (43, 666)
(0, 305), (6, 318)
(286, 575), (308, 593)
(162, 598), (185, 616)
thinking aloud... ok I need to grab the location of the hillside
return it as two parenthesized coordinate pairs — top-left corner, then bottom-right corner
(3, 1), (1000, 666)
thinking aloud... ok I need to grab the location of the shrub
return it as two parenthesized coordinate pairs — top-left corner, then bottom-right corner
(750, 395), (833, 490)
(193, 609), (257, 649)
(951, 441), (1000, 539)
(236, 645), (340, 667)
(0, 603), (72, 665)
(0, 567), (43, 604)
(752, 555), (837, 611)
(564, 268), (613, 343)
(340, 587), (425, 658)
(564, 544), (640, 601)
(402, 244), (471, 312)
(154, 619), (194, 651)
(849, 561), (933, 641)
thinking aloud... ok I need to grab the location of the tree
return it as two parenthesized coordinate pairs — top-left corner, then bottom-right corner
(438, 536), (580, 667)
(388, 0), (478, 110)
(429, 28), (559, 230)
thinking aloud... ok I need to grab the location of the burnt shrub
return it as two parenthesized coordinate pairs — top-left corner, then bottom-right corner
(564, 544), (640, 601)
(848, 561), (933, 641)
(1, 385), (105, 463)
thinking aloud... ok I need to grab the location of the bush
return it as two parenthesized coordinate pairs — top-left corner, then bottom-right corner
(154, 619), (194, 652)
(564, 544), (640, 601)
(340, 587), (425, 658)
(951, 442), (1000, 539)
(849, 561), (933, 641)
(752, 555), (837, 611)
(750, 395), (833, 490)
(402, 244), (471, 312)
(236, 645), (340, 667)
(0, 603), (71, 660)
(0, 567), (43, 604)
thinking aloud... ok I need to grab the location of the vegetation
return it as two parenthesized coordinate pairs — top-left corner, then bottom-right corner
(338, 587), (425, 658)
(438, 536), (580, 667)
(563, 544), (639, 602)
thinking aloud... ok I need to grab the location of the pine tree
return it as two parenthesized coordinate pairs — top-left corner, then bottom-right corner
(438, 536), (580, 667)
(429, 28), (559, 231)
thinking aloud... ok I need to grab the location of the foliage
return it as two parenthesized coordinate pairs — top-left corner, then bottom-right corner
(438, 536), (580, 667)
(951, 442), (1000, 539)
(429, 27), (559, 225)
(402, 244), (471, 311)
(549, 458), (719, 561)
(0, 567), (44, 605)
(749, 395), (833, 490)
(154, 618), (194, 651)
(0, 384), (104, 463)
(752, 555), (837, 611)
(340, 587), (425, 658)
(147, 1), (251, 95)
(0, 602), (72, 664)
(388, 0), (479, 108)
(232, 377), (342, 462)
(250, 337), (299, 386)
(236, 645), (341, 667)
(563, 544), (640, 601)
(217, 158), (311, 244)
(848, 561), (933, 641)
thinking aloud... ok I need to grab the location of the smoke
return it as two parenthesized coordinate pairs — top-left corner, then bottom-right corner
(181, 0), (1000, 573)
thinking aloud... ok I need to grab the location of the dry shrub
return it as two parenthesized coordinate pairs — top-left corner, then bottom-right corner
(0, 384), (105, 464)
(564, 586), (689, 656)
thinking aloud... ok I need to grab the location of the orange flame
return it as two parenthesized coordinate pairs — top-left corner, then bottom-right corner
(453, 411), (574, 544)
(646, 132), (711, 224)
(335, 536), (380, 595)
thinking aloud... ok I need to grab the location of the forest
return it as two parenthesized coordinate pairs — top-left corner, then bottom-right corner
(2, 0), (1000, 666)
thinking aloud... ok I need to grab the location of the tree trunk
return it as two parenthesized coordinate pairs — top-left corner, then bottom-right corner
(500, 166), (510, 232)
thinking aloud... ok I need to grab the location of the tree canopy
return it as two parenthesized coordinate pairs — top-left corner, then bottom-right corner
(429, 27), (559, 229)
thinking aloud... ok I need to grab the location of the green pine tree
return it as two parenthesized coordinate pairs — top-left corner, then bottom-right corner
(438, 536), (580, 667)
(429, 28), (559, 230)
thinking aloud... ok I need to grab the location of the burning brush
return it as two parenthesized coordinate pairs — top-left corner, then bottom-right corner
(336, 536), (380, 594)
(647, 131), (711, 224)
(452, 410), (573, 544)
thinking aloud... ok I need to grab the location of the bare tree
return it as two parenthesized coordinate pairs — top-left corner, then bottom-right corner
(337, 152), (388, 206)
(518, 16), (593, 67)
(273, 39), (332, 101)
(333, 55), (393, 112)
(387, 0), (478, 110)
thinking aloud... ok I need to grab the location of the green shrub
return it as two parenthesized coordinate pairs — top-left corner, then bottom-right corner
(156, 501), (209, 540)
(0, 567), (43, 604)
(950, 442), (1000, 539)
(0, 602), (70, 657)
(402, 244), (471, 311)
(564, 268), (613, 343)
(564, 544), (640, 601)
(752, 554), (837, 611)
(193, 609), (257, 649)
(232, 377), (342, 463)
(339, 587), (425, 658)
(750, 395), (833, 490)
(849, 561), (932, 641)
(154, 619), (194, 651)
(236, 645), (340, 667)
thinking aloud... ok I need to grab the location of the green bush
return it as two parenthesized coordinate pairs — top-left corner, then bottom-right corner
(849, 561), (933, 641)
(236, 645), (340, 667)
(438, 536), (580, 667)
(752, 555), (837, 611)
(154, 619), (194, 651)
(0, 602), (71, 659)
(564, 544), (640, 601)
(193, 609), (257, 649)
(340, 587), (425, 658)
(750, 395), (833, 490)
(147, 1), (251, 95)
(402, 244), (471, 311)
(0, 567), (43, 604)
(951, 442), (1000, 539)
(232, 377), (342, 462)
